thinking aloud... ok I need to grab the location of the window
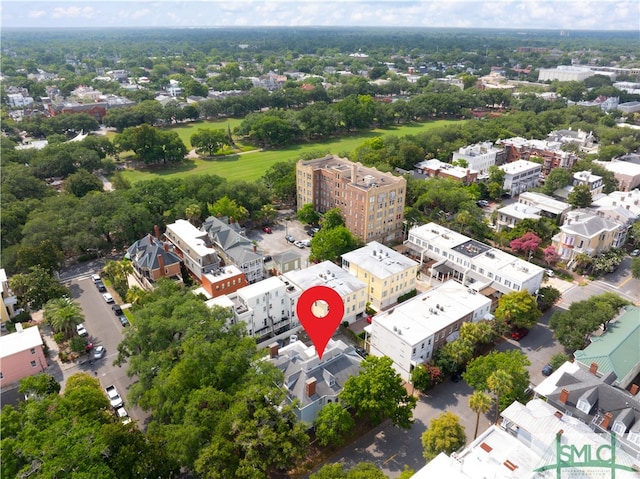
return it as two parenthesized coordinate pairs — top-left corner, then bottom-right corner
(31, 361), (37, 368)
(30, 348), (36, 355)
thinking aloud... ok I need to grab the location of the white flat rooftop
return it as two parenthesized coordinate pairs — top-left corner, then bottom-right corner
(342, 241), (418, 279)
(499, 159), (542, 175)
(498, 203), (542, 220)
(166, 219), (217, 258)
(0, 325), (43, 358)
(283, 261), (365, 297)
(374, 281), (489, 344)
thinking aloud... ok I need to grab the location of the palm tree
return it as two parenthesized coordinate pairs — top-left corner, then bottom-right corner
(487, 370), (513, 424)
(43, 298), (84, 339)
(469, 390), (493, 439)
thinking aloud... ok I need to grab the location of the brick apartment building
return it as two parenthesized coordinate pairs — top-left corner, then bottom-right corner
(296, 155), (406, 243)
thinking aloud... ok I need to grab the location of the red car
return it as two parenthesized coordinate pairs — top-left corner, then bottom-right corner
(511, 327), (529, 341)
(262, 226), (272, 234)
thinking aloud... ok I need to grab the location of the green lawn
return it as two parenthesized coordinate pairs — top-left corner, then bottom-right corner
(118, 119), (465, 184)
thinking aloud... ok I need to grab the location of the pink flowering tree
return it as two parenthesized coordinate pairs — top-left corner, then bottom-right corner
(510, 231), (541, 257)
(543, 245), (561, 266)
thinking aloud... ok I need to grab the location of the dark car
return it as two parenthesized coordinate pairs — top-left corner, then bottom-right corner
(451, 372), (463, 382)
(355, 347), (368, 358)
(118, 315), (129, 327)
(95, 280), (107, 292)
(542, 364), (554, 376)
(511, 327), (529, 341)
(112, 304), (123, 315)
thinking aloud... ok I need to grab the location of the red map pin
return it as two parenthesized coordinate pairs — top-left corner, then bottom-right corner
(296, 285), (345, 359)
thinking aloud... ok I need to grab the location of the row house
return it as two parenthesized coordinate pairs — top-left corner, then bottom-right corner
(414, 159), (479, 184)
(341, 241), (418, 311)
(406, 223), (544, 296)
(592, 190), (640, 232)
(554, 170), (605, 202)
(228, 276), (302, 345)
(498, 137), (579, 176)
(164, 219), (221, 280)
(498, 159), (542, 197)
(296, 155), (406, 243)
(517, 191), (572, 223)
(367, 280), (492, 381)
(594, 159), (640, 192)
(283, 261), (367, 325)
(450, 141), (506, 177)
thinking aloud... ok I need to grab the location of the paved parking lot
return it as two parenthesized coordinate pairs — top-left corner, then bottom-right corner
(245, 212), (312, 268)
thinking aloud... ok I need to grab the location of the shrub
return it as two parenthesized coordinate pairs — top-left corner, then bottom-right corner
(12, 311), (32, 323)
(398, 289), (418, 303)
(53, 332), (64, 344)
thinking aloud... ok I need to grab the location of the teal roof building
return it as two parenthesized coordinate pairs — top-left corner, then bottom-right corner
(574, 306), (640, 389)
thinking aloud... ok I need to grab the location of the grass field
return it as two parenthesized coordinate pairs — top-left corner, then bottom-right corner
(117, 119), (465, 184)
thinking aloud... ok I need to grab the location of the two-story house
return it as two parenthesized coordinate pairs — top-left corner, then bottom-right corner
(0, 324), (48, 388)
(551, 209), (625, 265)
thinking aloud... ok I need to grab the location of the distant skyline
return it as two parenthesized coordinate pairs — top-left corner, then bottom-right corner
(2, 0), (639, 31)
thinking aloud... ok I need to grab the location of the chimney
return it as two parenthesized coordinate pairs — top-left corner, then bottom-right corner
(157, 254), (165, 277)
(253, 244), (257, 253)
(154, 224), (161, 240)
(601, 412), (613, 430)
(559, 389), (569, 404)
(164, 242), (169, 252)
(554, 411), (563, 419)
(589, 362), (599, 375)
(305, 377), (317, 397)
(268, 342), (279, 359)
(630, 384), (639, 395)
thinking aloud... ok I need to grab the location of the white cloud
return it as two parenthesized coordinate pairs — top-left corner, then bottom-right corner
(51, 6), (98, 19)
(28, 9), (47, 18)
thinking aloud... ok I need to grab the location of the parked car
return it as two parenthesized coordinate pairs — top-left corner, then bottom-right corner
(105, 385), (123, 408)
(477, 200), (490, 207)
(103, 293), (114, 303)
(262, 226), (272, 234)
(91, 274), (101, 283)
(111, 304), (123, 315)
(85, 340), (93, 352)
(263, 255), (272, 263)
(118, 315), (130, 327)
(116, 406), (132, 425)
(631, 249), (640, 257)
(94, 345), (105, 359)
(76, 323), (88, 337)
(542, 363), (554, 376)
(545, 269), (555, 278)
(285, 234), (295, 243)
(301, 239), (311, 247)
(95, 281), (107, 292)
(355, 347), (368, 358)
(511, 327), (529, 341)
(294, 240), (305, 248)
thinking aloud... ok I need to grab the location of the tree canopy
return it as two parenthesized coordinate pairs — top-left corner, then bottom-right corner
(494, 290), (541, 329)
(463, 350), (531, 410)
(549, 292), (630, 351)
(340, 355), (416, 428)
(421, 412), (467, 461)
(1, 372), (177, 479)
(115, 280), (310, 477)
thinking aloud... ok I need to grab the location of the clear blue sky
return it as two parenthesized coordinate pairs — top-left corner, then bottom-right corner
(2, 0), (639, 30)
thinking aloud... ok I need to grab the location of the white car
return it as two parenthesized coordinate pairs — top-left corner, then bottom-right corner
(294, 240), (305, 249)
(76, 323), (88, 337)
(91, 274), (101, 283)
(545, 269), (555, 278)
(93, 345), (105, 359)
(301, 239), (311, 247)
(103, 293), (114, 303)
(116, 406), (132, 425)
